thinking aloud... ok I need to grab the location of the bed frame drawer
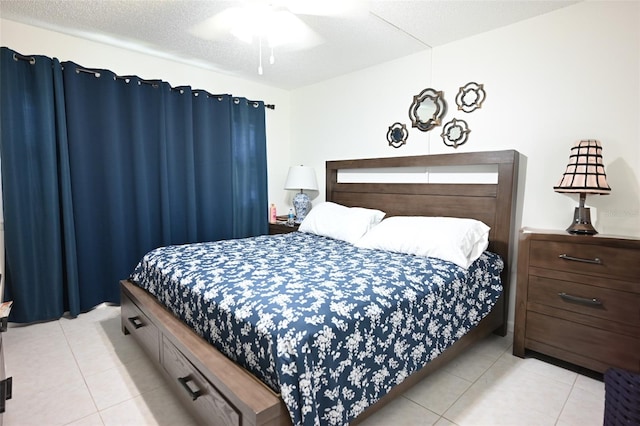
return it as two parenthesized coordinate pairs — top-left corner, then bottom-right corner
(121, 291), (160, 362)
(162, 336), (240, 426)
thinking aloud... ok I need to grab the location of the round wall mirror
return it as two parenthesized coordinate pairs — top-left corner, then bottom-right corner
(409, 88), (447, 132)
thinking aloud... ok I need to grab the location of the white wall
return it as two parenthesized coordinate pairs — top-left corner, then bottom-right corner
(434, 0), (640, 330)
(290, 1), (640, 330)
(289, 50), (435, 204)
(0, 19), (294, 214)
(291, 1), (639, 237)
(431, 1), (640, 238)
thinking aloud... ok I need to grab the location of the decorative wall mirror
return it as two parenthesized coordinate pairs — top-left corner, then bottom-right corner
(409, 88), (447, 132)
(441, 118), (470, 149)
(387, 122), (408, 148)
(456, 82), (486, 113)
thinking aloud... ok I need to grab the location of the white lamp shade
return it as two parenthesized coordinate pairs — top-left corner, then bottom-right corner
(284, 166), (318, 191)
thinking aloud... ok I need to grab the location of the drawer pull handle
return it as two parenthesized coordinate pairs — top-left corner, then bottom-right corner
(558, 254), (602, 265)
(127, 316), (144, 329)
(178, 375), (203, 401)
(558, 292), (603, 306)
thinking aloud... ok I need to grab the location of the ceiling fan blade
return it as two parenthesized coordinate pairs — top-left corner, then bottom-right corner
(267, 11), (324, 50)
(189, 7), (245, 41)
(190, 6), (323, 51)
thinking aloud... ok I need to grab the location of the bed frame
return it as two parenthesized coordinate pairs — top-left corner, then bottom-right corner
(120, 149), (519, 426)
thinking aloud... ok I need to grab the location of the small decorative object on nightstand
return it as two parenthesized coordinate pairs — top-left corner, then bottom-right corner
(554, 139), (611, 235)
(513, 228), (640, 374)
(284, 165), (318, 223)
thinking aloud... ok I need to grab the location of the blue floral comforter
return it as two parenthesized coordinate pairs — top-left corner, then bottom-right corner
(130, 231), (503, 426)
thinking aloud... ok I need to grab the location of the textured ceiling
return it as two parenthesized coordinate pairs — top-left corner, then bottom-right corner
(0, 0), (578, 90)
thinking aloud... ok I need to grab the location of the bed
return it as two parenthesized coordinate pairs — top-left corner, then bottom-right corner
(120, 149), (519, 426)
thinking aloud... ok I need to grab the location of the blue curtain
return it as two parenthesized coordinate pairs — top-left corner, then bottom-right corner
(0, 48), (268, 323)
(0, 49), (78, 321)
(230, 97), (269, 237)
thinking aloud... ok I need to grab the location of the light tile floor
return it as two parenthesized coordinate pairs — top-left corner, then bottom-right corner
(3, 304), (605, 425)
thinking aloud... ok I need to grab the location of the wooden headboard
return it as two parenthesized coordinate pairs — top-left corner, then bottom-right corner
(326, 150), (520, 334)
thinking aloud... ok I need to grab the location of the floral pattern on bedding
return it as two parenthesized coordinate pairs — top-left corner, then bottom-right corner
(130, 231), (503, 426)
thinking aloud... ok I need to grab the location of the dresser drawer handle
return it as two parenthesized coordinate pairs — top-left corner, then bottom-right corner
(178, 375), (203, 401)
(558, 254), (602, 265)
(127, 316), (144, 329)
(558, 292), (603, 306)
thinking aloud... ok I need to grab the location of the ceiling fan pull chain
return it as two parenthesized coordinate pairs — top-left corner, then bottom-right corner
(258, 37), (263, 75)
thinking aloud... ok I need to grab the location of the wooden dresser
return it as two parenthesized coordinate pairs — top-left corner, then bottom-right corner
(513, 228), (640, 374)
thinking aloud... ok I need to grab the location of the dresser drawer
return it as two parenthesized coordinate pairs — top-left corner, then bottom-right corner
(529, 240), (640, 281)
(121, 293), (160, 362)
(528, 276), (640, 326)
(162, 336), (240, 426)
(526, 311), (640, 372)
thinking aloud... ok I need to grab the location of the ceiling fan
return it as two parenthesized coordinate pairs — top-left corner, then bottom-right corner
(189, 0), (367, 74)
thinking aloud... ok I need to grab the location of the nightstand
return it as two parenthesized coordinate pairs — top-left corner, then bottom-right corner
(513, 228), (640, 374)
(269, 222), (299, 235)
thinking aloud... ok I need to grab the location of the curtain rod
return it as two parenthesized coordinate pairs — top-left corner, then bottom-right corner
(9, 56), (276, 111)
(95, 67), (276, 110)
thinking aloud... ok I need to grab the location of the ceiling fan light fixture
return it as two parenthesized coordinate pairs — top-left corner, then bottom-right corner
(228, 6), (263, 43)
(190, 1), (326, 47)
(267, 10), (306, 47)
(190, 1), (327, 76)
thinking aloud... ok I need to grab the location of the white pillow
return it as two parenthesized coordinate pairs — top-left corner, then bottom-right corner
(298, 202), (386, 244)
(355, 216), (490, 269)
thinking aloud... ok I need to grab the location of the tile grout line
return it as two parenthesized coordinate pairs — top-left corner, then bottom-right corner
(403, 335), (512, 425)
(553, 374), (579, 426)
(437, 339), (510, 425)
(5, 318), (99, 426)
(60, 306), (172, 423)
(58, 314), (106, 425)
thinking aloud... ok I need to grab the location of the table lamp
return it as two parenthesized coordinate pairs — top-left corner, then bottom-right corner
(284, 165), (318, 223)
(554, 140), (611, 235)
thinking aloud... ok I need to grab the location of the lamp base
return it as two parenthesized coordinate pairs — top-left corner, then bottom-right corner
(566, 206), (598, 235)
(292, 192), (310, 224)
